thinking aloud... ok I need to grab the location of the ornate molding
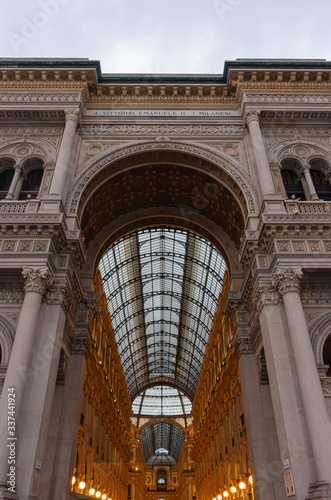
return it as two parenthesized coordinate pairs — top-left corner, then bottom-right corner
(22, 266), (53, 295)
(271, 267), (303, 296)
(246, 94), (331, 104)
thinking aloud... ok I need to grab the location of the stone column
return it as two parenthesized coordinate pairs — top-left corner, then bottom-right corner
(272, 268), (331, 485)
(0, 267), (52, 492)
(228, 294), (285, 500)
(257, 282), (314, 499)
(302, 166), (319, 200)
(49, 108), (80, 197)
(244, 109), (276, 198)
(5, 165), (21, 200)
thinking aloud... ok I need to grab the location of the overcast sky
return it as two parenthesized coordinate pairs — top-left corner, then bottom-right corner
(1, 0), (330, 75)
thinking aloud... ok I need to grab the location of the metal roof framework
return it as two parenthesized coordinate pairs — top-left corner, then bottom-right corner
(99, 226), (226, 464)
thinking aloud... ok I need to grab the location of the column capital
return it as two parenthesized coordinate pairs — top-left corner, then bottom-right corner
(269, 161), (281, 172)
(22, 266), (53, 295)
(271, 267), (303, 296)
(244, 108), (261, 126)
(64, 107), (81, 124)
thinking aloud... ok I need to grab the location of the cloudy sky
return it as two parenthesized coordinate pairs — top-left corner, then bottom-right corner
(1, 0), (330, 75)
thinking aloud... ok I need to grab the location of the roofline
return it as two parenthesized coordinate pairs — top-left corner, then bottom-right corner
(1, 58), (331, 85)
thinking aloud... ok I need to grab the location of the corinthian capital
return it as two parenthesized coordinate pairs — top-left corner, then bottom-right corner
(271, 267), (303, 296)
(244, 108), (261, 126)
(22, 267), (53, 295)
(64, 107), (80, 124)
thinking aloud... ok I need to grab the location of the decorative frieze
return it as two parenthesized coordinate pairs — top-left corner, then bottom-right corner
(0, 284), (24, 303)
(79, 124), (245, 137)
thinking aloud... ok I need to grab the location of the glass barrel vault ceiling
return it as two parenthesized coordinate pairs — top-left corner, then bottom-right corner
(99, 227), (227, 402)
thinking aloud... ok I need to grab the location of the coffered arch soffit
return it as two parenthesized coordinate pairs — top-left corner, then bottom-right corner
(310, 312), (331, 366)
(268, 139), (331, 167)
(0, 138), (57, 164)
(67, 140), (259, 218)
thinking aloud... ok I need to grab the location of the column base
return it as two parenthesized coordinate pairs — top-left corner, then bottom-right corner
(307, 481), (331, 500)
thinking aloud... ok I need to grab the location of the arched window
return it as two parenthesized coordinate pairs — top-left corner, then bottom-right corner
(157, 469), (167, 485)
(281, 168), (306, 200)
(310, 169), (331, 201)
(0, 158), (15, 199)
(323, 334), (331, 377)
(19, 158), (44, 199)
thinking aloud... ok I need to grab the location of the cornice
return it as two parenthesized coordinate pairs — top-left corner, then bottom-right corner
(1, 60), (331, 108)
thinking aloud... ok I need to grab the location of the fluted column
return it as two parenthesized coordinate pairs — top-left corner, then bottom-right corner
(272, 267), (331, 484)
(302, 166), (319, 200)
(49, 108), (80, 197)
(244, 109), (276, 197)
(0, 267), (52, 490)
(5, 164), (21, 200)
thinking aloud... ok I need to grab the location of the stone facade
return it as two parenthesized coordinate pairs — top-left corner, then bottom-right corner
(0, 59), (330, 500)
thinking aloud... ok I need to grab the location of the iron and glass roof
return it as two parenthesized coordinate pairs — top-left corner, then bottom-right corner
(99, 226), (226, 402)
(132, 386), (192, 417)
(139, 422), (185, 465)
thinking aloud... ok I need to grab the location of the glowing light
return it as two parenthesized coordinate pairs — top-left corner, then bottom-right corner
(230, 486), (236, 494)
(102, 495), (107, 500)
(96, 492), (101, 498)
(249, 475), (253, 484)
(239, 482), (246, 490)
(72, 476), (76, 485)
(78, 481), (86, 489)
(213, 497), (217, 500)
(223, 492), (229, 498)
(89, 488), (96, 495)
(217, 495), (222, 500)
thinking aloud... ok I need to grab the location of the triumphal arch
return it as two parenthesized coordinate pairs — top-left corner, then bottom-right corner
(0, 59), (330, 500)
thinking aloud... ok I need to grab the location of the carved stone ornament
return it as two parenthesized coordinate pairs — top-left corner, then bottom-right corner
(236, 336), (254, 356)
(271, 267), (303, 296)
(46, 283), (70, 308)
(64, 108), (81, 124)
(257, 349), (269, 385)
(320, 378), (331, 396)
(254, 283), (279, 312)
(71, 336), (90, 356)
(22, 267), (53, 296)
(0, 284), (24, 304)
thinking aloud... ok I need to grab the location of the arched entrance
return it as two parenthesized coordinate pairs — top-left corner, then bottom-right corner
(67, 147), (261, 500)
